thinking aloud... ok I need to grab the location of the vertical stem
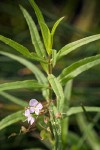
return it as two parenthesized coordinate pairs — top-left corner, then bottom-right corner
(48, 55), (62, 150)
(48, 55), (52, 102)
(48, 55), (56, 149)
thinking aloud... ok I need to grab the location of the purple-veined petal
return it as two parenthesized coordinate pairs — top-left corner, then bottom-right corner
(36, 103), (43, 110)
(29, 99), (38, 107)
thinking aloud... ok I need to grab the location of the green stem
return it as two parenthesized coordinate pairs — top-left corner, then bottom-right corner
(48, 55), (52, 102)
(48, 55), (62, 150)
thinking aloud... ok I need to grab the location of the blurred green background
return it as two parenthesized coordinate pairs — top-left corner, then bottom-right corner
(0, 0), (100, 149)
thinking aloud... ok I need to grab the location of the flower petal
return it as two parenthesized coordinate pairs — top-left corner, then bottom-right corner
(29, 107), (35, 113)
(35, 108), (40, 115)
(36, 103), (43, 110)
(30, 117), (35, 125)
(24, 109), (30, 117)
(27, 115), (35, 125)
(27, 116), (32, 123)
(29, 99), (38, 107)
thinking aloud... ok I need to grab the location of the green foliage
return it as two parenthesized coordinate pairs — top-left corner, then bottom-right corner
(65, 106), (100, 117)
(0, 35), (30, 56)
(57, 34), (100, 60)
(0, 35), (46, 62)
(48, 74), (64, 112)
(40, 22), (51, 54)
(0, 51), (47, 84)
(0, 80), (47, 92)
(29, 0), (51, 54)
(20, 5), (46, 58)
(51, 17), (64, 46)
(0, 110), (24, 131)
(58, 54), (100, 85)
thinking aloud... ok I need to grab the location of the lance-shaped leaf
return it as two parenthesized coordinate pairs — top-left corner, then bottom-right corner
(0, 51), (48, 99)
(0, 110), (24, 131)
(58, 54), (100, 85)
(29, 0), (51, 54)
(48, 74), (64, 112)
(0, 51), (47, 84)
(40, 22), (51, 54)
(0, 35), (30, 57)
(52, 49), (57, 67)
(0, 92), (28, 107)
(51, 17), (64, 46)
(57, 34), (100, 59)
(0, 35), (46, 62)
(29, 0), (45, 25)
(20, 5), (46, 58)
(65, 106), (100, 117)
(0, 80), (47, 92)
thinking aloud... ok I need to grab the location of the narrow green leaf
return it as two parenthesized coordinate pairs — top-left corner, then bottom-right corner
(0, 51), (47, 84)
(58, 54), (100, 85)
(48, 74), (64, 112)
(29, 52), (47, 63)
(52, 49), (57, 67)
(20, 5), (46, 58)
(57, 34), (100, 59)
(51, 17), (64, 37)
(29, 0), (52, 54)
(64, 106), (100, 117)
(29, 0), (45, 25)
(0, 80), (47, 92)
(0, 35), (46, 62)
(0, 91), (28, 107)
(40, 22), (51, 54)
(0, 35), (30, 57)
(0, 110), (24, 130)
(0, 51), (48, 100)
(51, 17), (64, 46)
(64, 80), (73, 103)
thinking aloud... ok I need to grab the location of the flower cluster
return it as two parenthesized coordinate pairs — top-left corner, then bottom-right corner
(24, 99), (43, 125)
